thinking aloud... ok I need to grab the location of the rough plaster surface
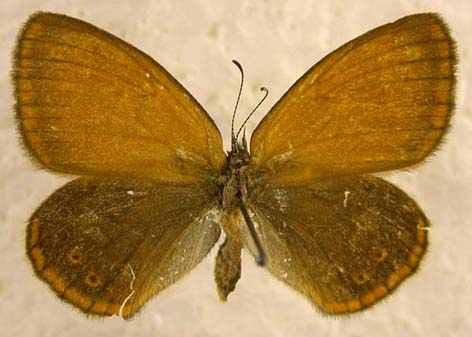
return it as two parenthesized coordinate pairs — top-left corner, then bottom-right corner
(1, 1), (471, 336)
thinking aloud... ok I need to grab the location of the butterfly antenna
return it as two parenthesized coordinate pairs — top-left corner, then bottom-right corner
(239, 204), (266, 266)
(231, 60), (244, 150)
(235, 87), (269, 140)
(242, 128), (247, 149)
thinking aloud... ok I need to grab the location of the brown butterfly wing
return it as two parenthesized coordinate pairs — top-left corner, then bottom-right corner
(14, 12), (225, 182)
(26, 177), (221, 318)
(249, 13), (456, 183)
(243, 176), (427, 314)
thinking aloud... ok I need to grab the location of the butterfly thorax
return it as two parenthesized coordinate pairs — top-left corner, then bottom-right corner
(222, 141), (250, 211)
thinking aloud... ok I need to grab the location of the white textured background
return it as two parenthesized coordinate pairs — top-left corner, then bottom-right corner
(1, 1), (471, 336)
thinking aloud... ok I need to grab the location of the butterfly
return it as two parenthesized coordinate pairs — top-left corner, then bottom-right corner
(13, 12), (456, 318)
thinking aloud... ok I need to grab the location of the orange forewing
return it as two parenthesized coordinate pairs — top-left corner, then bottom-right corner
(249, 13), (456, 183)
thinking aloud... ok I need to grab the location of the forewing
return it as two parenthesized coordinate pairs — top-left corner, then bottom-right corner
(249, 13), (456, 183)
(14, 12), (226, 181)
(26, 177), (221, 318)
(244, 176), (427, 314)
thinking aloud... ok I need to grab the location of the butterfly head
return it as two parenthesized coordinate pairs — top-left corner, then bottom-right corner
(229, 133), (249, 171)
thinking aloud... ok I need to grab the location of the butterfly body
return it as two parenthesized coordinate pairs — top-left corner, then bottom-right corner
(13, 12), (456, 318)
(215, 138), (253, 300)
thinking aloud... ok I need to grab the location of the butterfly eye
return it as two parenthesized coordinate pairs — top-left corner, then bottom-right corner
(228, 152), (249, 169)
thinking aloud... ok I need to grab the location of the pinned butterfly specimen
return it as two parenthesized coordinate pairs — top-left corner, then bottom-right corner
(13, 12), (456, 318)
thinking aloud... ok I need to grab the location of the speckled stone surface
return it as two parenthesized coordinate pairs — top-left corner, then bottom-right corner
(1, 1), (471, 336)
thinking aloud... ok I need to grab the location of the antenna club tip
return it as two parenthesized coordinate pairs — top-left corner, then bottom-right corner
(232, 59), (243, 69)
